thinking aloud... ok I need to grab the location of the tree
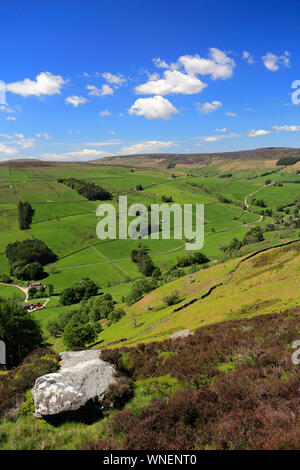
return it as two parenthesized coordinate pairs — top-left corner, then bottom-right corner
(18, 201), (34, 230)
(48, 284), (54, 296)
(46, 319), (61, 338)
(60, 279), (98, 305)
(60, 288), (79, 306)
(108, 308), (126, 325)
(63, 321), (97, 349)
(20, 262), (44, 281)
(161, 195), (173, 203)
(0, 299), (43, 367)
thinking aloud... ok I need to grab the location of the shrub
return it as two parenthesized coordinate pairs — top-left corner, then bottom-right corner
(0, 348), (59, 419)
(163, 291), (180, 306)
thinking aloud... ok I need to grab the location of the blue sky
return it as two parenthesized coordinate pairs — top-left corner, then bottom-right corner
(1, 0), (300, 161)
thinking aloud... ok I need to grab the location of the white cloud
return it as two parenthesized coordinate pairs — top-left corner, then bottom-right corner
(13, 134), (36, 148)
(87, 84), (114, 96)
(242, 51), (254, 64)
(6, 116), (16, 121)
(39, 149), (109, 161)
(0, 143), (18, 156)
(84, 141), (121, 146)
(135, 69), (207, 96)
(120, 140), (177, 155)
(65, 96), (88, 107)
(197, 100), (222, 114)
(226, 111), (238, 117)
(99, 109), (112, 117)
(0, 105), (15, 113)
(101, 73), (126, 87)
(152, 58), (178, 70)
(247, 129), (271, 137)
(273, 125), (300, 132)
(198, 132), (239, 143)
(0, 134), (13, 139)
(6, 72), (66, 97)
(129, 95), (178, 120)
(262, 51), (290, 71)
(216, 127), (227, 132)
(178, 48), (235, 79)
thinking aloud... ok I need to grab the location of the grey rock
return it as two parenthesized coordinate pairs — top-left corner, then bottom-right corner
(32, 350), (117, 417)
(170, 329), (194, 340)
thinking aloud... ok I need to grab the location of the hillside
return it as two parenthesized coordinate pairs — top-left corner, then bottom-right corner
(94, 241), (300, 348)
(90, 147), (300, 169)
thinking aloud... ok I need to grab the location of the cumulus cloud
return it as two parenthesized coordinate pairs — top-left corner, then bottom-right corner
(262, 51), (290, 71)
(87, 84), (114, 96)
(135, 69), (207, 96)
(128, 95), (178, 120)
(0, 105), (15, 113)
(178, 48), (235, 79)
(101, 73), (126, 87)
(65, 96), (88, 107)
(6, 116), (16, 121)
(226, 111), (238, 117)
(197, 100), (222, 114)
(39, 149), (109, 161)
(6, 72), (66, 97)
(99, 109), (112, 117)
(120, 140), (177, 155)
(273, 125), (300, 132)
(198, 132), (239, 143)
(247, 129), (271, 137)
(152, 58), (178, 70)
(216, 127), (227, 132)
(0, 143), (18, 156)
(242, 51), (255, 64)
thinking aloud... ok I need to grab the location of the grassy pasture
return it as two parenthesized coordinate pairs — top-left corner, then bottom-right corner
(0, 284), (25, 300)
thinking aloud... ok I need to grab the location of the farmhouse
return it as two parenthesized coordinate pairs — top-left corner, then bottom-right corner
(28, 282), (46, 291)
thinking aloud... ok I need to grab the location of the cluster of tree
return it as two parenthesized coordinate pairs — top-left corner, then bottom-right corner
(166, 163), (176, 169)
(57, 178), (112, 201)
(253, 199), (266, 208)
(14, 261), (44, 281)
(6, 238), (56, 266)
(60, 278), (99, 305)
(130, 245), (155, 277)
(276, 155), (300, 166)
(219, 172), (232, 178)
(220, 226), (264, 256)
(218, 195), (232, 204)
(161, 195), (173, 203)
(175, 251), (209, 268)
(0, 299), (43, 367)
(125, 278), (158, 305)
(18, 201), (34, 230)
(135, 184), (143, 191)
(6, 239), (56, 280)
(47, 293), (125, 348)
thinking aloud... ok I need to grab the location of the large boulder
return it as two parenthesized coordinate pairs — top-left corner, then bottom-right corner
(32, 350), (117, 418)
(170, 329), (194, 340)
